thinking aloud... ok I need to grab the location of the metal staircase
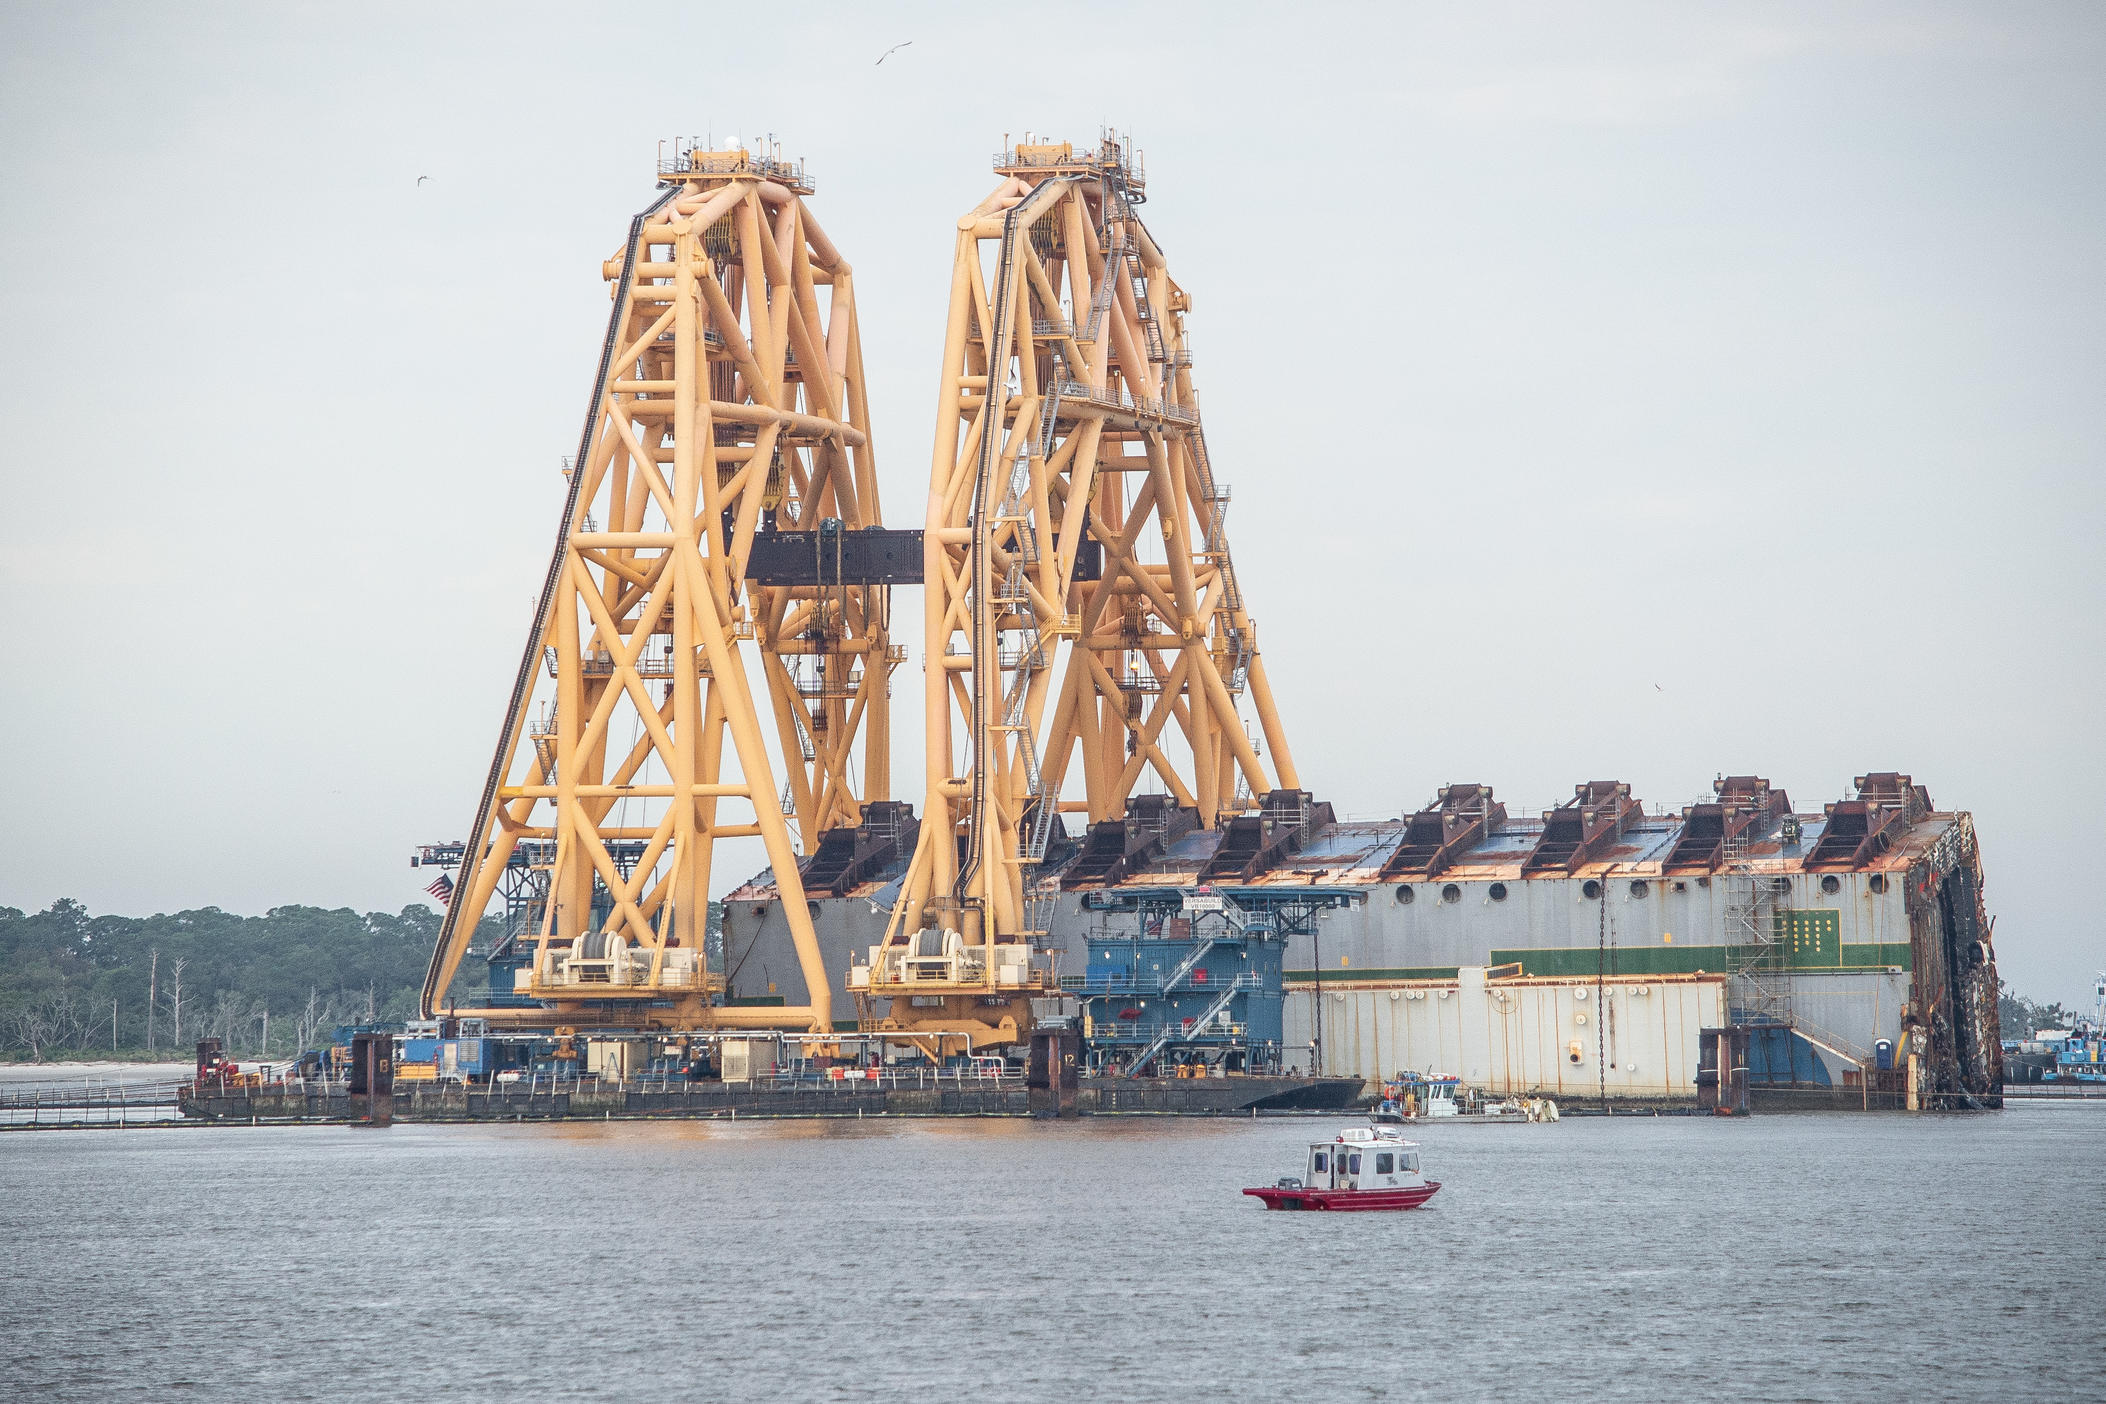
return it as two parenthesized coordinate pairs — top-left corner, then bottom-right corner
(1126, 973), (1261, 1073)
(1723, 831), (1792, 1027)
(1722, 837), (1873, 1084)
(1079, 234), (1129, 345)
(1160, 934), (1222, 994)
(1785, 1012), (1875, 1071)
(1130, 265), (1166, 363)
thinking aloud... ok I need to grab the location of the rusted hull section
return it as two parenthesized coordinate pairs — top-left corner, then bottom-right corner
(1380, 783), (1505, 880)
(732, 769), (2004, 1111)
(1522, 781), (1643, 874)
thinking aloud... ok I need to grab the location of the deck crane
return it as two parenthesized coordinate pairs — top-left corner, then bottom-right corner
(854, 134), (1300, 1052)
(420, 141), (906, 1033)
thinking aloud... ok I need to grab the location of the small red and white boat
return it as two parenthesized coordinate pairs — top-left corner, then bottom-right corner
(1244, 1126), (1441, 1211)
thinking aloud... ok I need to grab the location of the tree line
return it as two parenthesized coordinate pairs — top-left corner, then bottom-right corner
(1999, 978), (2084, 1038)
(0, 899), (457, 1063)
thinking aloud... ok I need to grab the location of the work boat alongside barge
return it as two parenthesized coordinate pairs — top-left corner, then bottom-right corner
(1245, 1126), (1441, 1211)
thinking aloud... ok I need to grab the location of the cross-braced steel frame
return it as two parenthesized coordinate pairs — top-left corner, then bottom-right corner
(863, 135), (1298, 1045)
(421, 146), (893, 1031)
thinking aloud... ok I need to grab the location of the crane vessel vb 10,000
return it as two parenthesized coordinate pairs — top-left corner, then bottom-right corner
(418, 141), (914, 1034)
(418, 134), (1301, 1053)
(849, 134), (1299, 1052)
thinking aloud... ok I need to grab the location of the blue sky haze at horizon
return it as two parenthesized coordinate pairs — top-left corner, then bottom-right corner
(0, 3), (2099, 1007)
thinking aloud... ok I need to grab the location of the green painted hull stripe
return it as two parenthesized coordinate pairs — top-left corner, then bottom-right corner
(1286, 967), (1462, 983)
(1286, 943), (1910, 983)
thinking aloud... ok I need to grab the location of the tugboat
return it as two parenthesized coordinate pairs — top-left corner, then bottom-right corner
(1244, 1126), (1441, 1211)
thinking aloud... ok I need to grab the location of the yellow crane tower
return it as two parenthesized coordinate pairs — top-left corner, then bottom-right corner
(420, 140), (902, 1033)
(854, 134), (1299, 1051)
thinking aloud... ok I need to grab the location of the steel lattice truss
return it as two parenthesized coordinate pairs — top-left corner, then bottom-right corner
(867, 136), (1298, 1038)
(422, 147), (894, 1030)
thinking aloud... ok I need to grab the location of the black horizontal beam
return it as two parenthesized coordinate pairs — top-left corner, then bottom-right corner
(744, 525), (1104, 586)
(745, 527), (925, 585)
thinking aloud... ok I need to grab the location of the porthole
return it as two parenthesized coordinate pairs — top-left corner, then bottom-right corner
(1440, 883), (1462, 904)
(1628, 880), (1650, 899)
(1771, 876), (1793, 895)
(1581, 879), (1602, 900)
(1488, 882), (1509, 902)
(1820, 875), (1841, 896)
(1395, 884), (1415, 905)
(1868, 874), (1888, 895)
(1672, 881), (1687, 893)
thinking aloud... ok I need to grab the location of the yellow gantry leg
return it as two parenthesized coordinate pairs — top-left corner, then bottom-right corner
(873, 135), (1298, 1046)
(423, 146), (894, 1034)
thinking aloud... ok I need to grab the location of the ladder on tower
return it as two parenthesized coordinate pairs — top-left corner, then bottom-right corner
(1079, 234), (1130, 346)
(1130, 265), (1166, 363)
(976, 196), (1070, 930)
(1187, 430), (1241, 606)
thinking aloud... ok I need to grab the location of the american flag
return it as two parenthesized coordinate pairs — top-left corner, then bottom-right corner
(425, 873), (455, 905)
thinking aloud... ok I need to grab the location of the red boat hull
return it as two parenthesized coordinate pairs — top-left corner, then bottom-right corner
(1243, 1181), (1441, 1211)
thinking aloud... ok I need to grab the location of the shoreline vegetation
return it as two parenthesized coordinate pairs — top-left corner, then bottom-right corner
(0, 899), (488, 1065)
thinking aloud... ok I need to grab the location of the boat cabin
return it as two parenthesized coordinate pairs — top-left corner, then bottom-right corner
(1378, 1074), (1460, 1119)
(1304, 1127), (1422, 1191)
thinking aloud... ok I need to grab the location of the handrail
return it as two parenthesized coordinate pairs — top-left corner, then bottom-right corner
(1052, 378), (1198, 425)
(657, 150), (810, 190)
(1779, 1014), (1874, 1069)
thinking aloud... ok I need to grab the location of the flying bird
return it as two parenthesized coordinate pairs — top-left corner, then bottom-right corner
(417, 175), (430, 185)
(875, 40), (911, 65)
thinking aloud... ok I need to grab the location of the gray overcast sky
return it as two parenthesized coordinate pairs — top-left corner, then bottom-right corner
(1, 2), (2100, 1007)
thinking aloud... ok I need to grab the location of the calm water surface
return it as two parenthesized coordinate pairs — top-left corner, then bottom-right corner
(2, 1104), (2097, 1401)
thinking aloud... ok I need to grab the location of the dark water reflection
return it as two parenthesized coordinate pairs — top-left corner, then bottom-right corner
(3, 1104), (2097, 1401)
